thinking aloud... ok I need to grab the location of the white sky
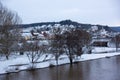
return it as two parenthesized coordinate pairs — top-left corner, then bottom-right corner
(2, 0), (120, 26)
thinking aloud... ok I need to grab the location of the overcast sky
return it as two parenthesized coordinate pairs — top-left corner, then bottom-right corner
(2, 0), (120, 26)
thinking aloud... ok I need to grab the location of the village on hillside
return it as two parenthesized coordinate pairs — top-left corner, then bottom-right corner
(22, 23), (120, 49)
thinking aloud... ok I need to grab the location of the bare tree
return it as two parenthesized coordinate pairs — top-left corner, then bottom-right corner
(63, 29), (91, 65)
(23, 40), (46, 69)
(49, 27), (64, 65)
(114, 34), (120, 51)
(0, 2), (22, 59)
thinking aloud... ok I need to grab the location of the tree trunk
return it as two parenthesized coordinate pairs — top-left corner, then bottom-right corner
(68, 48), (73, 66)
(6, 52), (9, 60)
(55, 53), (58, 66)
(6, 55), (9, 60)
(56, 60), (58, 66)
(116, 43), (118, 52)
(69, 57), (73, 66)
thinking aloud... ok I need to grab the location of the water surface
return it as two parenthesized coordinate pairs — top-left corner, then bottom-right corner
(0, 56), (120, 80)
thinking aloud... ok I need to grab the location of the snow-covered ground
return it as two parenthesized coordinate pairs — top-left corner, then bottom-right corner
(92, 47), (120, 53)
(0, 47), (120, 75)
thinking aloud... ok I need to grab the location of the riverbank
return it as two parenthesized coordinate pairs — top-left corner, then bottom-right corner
(0, 47), (120, 75)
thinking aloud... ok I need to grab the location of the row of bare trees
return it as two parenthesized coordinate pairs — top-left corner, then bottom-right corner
(50, 27), (91, 65)
(19, 27), (91, 69)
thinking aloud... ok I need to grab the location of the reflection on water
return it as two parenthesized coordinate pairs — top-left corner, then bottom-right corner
(0, 56), (120, 80)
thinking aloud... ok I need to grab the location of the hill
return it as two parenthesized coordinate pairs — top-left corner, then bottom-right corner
(110, 27), (120, 32)
(18, 20), (115, 32)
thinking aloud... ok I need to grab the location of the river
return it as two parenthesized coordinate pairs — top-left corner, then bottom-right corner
(0, 55), (120, 80)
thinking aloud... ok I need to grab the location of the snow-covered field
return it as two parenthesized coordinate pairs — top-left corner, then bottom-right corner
(0, 47), (120, 75)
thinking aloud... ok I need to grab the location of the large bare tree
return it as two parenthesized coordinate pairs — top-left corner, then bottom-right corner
(63, 29), (91, 65)
(0, 2), (22, 59)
